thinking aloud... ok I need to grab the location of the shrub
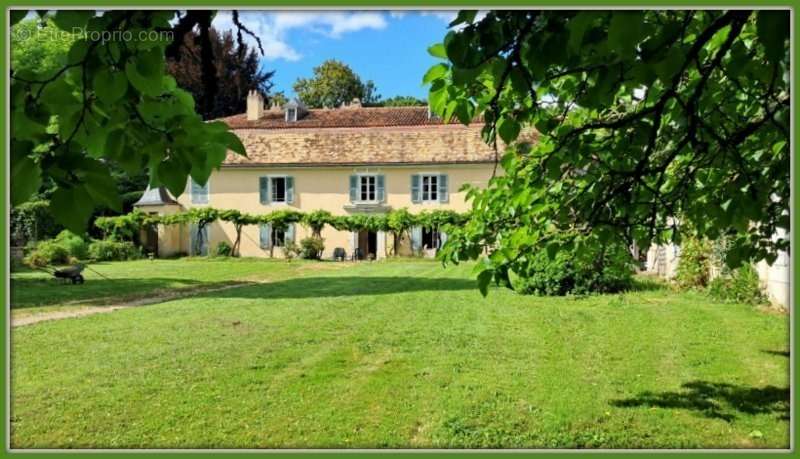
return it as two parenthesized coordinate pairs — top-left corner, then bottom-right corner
(88, 240), (142, 261)
(675, 237), (712, 289)
(515, 242), (634, 296)
(54, 230), (89, 260)
(709, 264), (767, 305)
(283, 240), (301, 261)
(300, 236), (325, 259)
(214, 241), (233, 257)
(24, 240), (71, 267)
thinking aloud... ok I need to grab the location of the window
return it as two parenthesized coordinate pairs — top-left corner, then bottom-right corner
(286, 107), (297, 122)
(271, 177), (286, 202)
(271, 227), (286, 247)
(191, 178), (209, 204)
(422, 227), (440, 250)
(421, 174), (438, 202)
(359, 175), (377, 202)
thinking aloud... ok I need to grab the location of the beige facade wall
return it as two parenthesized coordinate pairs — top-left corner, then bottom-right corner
(170, 163), (493, 259)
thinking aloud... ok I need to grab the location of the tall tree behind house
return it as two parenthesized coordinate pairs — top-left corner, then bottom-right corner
(168, 28), (275, 120)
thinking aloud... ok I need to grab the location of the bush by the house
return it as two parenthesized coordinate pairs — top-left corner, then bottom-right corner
(87, 240), (142, 262)
(283, 240), (301, 261)
(24, 240), (72, 267)
(709, 264), (767, 305)
(300, 236), (325, 259)
(53, 230), (89, 260)
(22, 230), (88, 267)
(515, 241), (634, 296)
(675, 237), (712, 289)
(214, 241), (233, 257)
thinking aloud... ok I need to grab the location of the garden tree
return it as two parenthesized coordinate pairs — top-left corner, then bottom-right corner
(10, 10), (256, 233)
(186, 207), (219, 255)
(218, 209), (259, 257)
(261, 209), (303, 258)
(302, 210), (334, 238)
(379, 95), (427, 107)
(167, 27), (275, 120)
(386, 208), (415, 256)
(426, 10), (790, 294)
(269, 90), (289, 107)
(293, 59), (380, 108)
(12, 18), (76, 76)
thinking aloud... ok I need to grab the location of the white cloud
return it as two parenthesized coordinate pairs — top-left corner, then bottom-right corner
(212, 11), (387, 62)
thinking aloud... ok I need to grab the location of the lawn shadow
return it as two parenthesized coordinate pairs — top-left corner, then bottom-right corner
(610, 380), (789, 422)
(194, 276), (477, 301)
(10, 277), (242, 309)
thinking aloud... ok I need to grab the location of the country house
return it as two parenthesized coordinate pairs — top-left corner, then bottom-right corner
(135, 91), (499, 260)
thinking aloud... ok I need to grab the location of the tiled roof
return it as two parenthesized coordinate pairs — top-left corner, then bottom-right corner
(134, 186), (178, 206)
(216, 106), (537, 167)
(218, 106), (468, 130)
(222, 125), (506, 167)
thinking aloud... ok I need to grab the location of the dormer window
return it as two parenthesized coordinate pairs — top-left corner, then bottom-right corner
(284, 98), (306, 123)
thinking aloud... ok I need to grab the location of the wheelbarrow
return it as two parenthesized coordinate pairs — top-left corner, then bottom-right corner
(39, 264), (86, 284)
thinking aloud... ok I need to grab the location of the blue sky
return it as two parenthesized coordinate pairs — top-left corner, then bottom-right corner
(212, 11), (462, 100)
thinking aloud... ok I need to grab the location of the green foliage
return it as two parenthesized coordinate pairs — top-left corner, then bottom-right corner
(300, 236), (325, 260)
(11, 11), (247, 232)
(514, 240), (634, 296)
(11, 200), (62, 246)
(24, 240), (71, 267)
(302, 210), (334, 237)
(11, 18), (77, 78)
(53, 230), (89, 260)
(426, 11), (789, 291)
(378, 95), (427, 107)
(709, 264), (767, 305)
(87, 239), (142, 262)
(213, 241), (233, 257)
(283, 240), (301, 261)
(293, 59), (380, 108)
(675, 238), (712, 289)
(94, 210), (147, 241)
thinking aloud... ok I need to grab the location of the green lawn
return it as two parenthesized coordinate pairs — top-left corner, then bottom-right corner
(11, 259), (789, 449)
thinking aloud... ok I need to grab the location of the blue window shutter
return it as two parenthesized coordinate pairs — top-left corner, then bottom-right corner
(259, 223), (270, 249)
(191, 179), (208, 204)
(285, 176), (295, 204)
(349, 175), (358, 202)
(411, 226), (422, 252)
(286, 223), (295, 243)
(259, 177), (270, 204)
(189, 223), (197, 255)
(411, 174), (421, 203)
(376, 175), (385, 202)
(200, 225), (209, 255)
(438, 174), (449, 203)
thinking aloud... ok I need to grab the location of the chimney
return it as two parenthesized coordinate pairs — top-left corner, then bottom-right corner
(246, 90), (264, 121)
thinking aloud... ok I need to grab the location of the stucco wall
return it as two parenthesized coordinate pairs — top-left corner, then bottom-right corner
(172, 163), (493, 259)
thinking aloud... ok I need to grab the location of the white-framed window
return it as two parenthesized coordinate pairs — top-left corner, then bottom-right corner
(190, 178), (209, 204)
(286, 107), (297, 122)
(259, 176), (294, 204)
(360, 175), (377, 202)
(421, 174), (438, 202)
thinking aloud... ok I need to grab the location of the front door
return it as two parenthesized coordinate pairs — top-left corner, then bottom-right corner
(357, 230), (377, 260)
(143, 224), (158, 256)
